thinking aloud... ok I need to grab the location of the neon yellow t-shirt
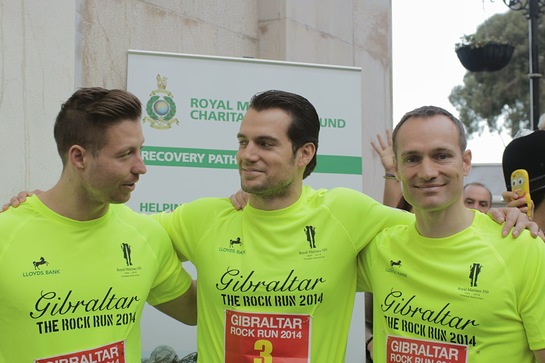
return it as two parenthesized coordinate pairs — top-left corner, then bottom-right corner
(358, 211), (545, 362)
(0, 195), (192, 363)
(154, 185), (412, 362)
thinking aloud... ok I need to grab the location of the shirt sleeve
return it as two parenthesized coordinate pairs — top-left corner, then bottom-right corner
(145, 220), (193, 306)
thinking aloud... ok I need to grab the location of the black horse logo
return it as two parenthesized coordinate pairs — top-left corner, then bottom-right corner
(230, 237), (243, 247)
(33, 257), (49, 270)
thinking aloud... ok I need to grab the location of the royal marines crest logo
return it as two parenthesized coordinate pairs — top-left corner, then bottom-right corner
(143, 74), (179, 129)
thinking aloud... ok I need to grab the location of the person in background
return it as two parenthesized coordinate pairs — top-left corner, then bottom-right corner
(502, 130), (545, 230)
(360, 106), (545, 362)
(0, 88), (197, 362)
(463, 181), (492, 213)
(370, 129), (407, 209)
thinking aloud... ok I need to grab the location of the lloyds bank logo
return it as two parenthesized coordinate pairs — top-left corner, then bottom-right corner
(143, 74), (179, 130)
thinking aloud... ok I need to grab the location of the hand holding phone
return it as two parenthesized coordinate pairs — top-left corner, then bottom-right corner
(510, 169), (533, 217)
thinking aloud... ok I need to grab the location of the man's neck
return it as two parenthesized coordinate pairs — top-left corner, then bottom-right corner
(39, 181), (109, 221)
(414, 203), (474, 238)
(248, 187), (303, 211)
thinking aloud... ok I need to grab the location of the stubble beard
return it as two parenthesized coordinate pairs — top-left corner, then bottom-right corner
(241, 178), (292, 200)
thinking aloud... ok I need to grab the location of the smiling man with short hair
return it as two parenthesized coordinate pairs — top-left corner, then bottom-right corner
(359, 105), (545, 362)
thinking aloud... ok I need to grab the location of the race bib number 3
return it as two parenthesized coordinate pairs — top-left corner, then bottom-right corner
(35, 341), (125, 363)
(225, 310), (311, 363)
(387, 336), (468, 363)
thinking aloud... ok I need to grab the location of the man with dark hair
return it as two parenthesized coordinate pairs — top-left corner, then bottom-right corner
(463, 182), (492, 213)
(359, 106), (545, 362)
(247, 89), (320, 179)
(502, 130), (545, 230)
(0, 88), (196, 362)
(153, 89), (414, 362)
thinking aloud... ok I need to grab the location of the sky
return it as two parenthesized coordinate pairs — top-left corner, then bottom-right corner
(392, 0), (515, 163)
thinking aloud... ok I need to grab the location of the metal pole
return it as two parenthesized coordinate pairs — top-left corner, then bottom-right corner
(528, 0), (541, 130)
(502, 0), (543, 130)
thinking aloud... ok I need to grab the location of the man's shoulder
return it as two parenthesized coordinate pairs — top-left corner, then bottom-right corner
(186, 196), (232, 207)
(110, 203), (143, 216)
(110, 204), (163, 227)
(307, 186), (376, 204)
(473, 211), (539, 247)
(179, 197), (234, 216)
(0, 195), (40, 223)
(308, 186), (403, 214)
(472, 211), (513, 234)
(154, 197), (235, 227)
(110, 205), (174, 244)
(372, 223), (411, 242)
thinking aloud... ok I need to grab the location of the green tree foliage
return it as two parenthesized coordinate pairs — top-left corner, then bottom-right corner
(449, 10), (545, 138)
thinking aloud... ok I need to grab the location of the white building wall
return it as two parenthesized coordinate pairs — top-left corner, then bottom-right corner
(0, 0), (76, 199)
(1, 0), (392, 203)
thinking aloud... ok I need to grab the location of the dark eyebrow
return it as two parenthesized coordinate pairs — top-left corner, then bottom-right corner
(237, 133), (279, 144)
(433, 147), (453, 153)
(400, 150), (419, 158)
(255, 136), (279, 144)
(401, 147), (453, 157)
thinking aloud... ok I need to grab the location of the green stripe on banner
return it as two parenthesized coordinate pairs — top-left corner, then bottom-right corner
(315, 155), (362, 175)
(141, 146), (362, 175)
(142, 146), (237, 169)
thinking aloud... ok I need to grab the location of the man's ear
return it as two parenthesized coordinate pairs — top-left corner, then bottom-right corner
(298, 142), (316, 167)
(463, 149), (472, 177)
(68, 145), (87, 169)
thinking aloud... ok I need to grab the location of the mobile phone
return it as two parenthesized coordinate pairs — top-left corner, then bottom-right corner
(510, 169), (533, 217)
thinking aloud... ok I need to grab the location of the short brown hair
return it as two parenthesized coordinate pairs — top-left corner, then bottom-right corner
(392, 106), (466, 155)
(54, 87), (142, 164)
